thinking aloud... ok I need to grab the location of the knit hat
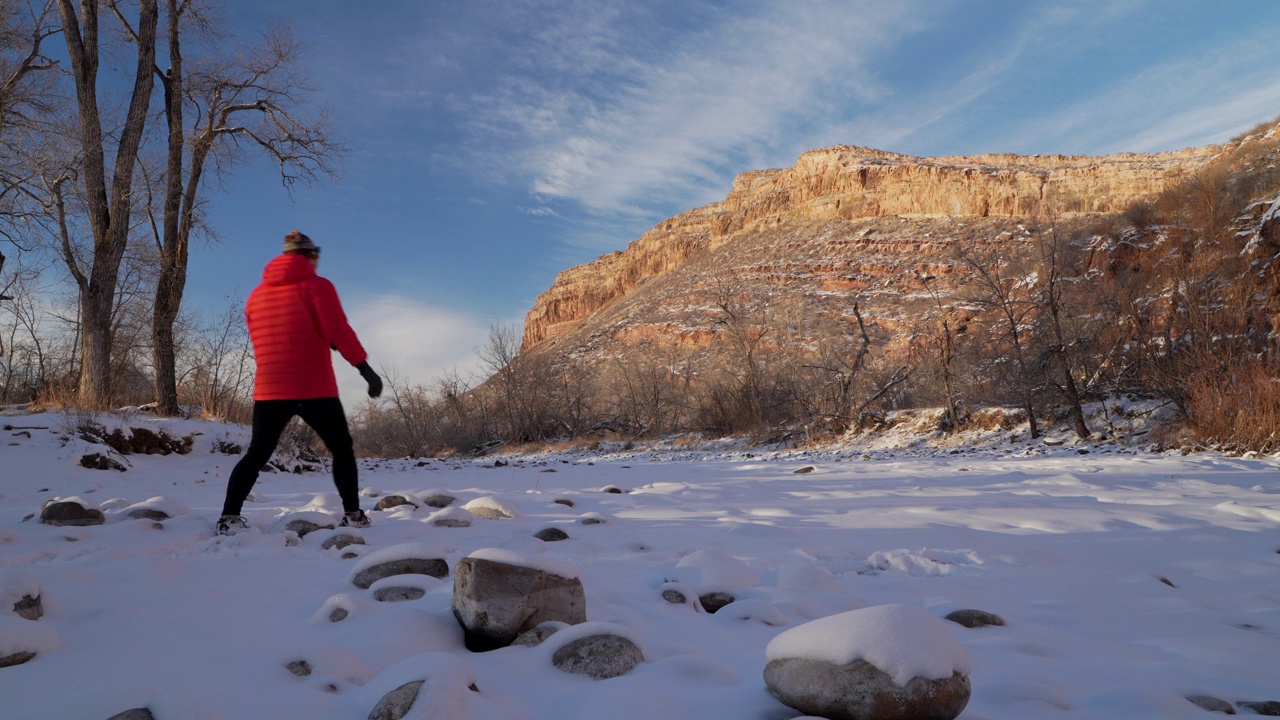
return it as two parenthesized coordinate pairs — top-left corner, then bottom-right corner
(283, 229), (320, 256)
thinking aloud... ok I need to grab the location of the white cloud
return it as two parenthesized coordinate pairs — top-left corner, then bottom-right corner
(470, 1), (927, 219)
(336, 295), (514, 407)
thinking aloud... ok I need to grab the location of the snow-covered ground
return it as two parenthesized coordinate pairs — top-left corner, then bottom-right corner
(1, 409), (1278, 719)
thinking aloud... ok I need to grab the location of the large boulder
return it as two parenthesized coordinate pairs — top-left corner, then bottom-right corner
(764, 605), (970, 720)
(451, 550), (585, 652)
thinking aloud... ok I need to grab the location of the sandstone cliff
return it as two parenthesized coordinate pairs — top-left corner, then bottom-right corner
(521, 144), (1222, 357)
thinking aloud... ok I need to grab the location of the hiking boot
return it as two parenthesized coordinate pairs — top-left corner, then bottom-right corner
(339, 509), (371, 528)
(216, 515), (249, 536)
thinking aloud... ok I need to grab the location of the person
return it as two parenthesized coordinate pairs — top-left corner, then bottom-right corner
(217, 230), (383, 536)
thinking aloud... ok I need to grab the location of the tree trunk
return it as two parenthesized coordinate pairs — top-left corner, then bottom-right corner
(152, 0), (185, 415)
(57, 0), (159, 408)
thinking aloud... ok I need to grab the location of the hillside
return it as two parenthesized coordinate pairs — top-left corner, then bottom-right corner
(521, 145), (1221, 359)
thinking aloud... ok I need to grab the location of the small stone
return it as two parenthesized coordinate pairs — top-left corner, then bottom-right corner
(39, 501), (105, 527)
(432, 518), (471, 528)
(945, 609), (1006, 628)
(512, 623), (562, 647)
(13, 594), (42, 621)
(285, 519), (332, 538)
(127, 508), (170, 521)
(553, 498), (575, 508)
(602, 486), (624, 494)
(0, 651), (37, 668)
(375, 495), (418, 511)
(105, 709), (156, 720)
(422, 494), (456, 508)
(329, 607), (349, 623)
(369, 680), (425, 720)
(699, 592), (735, 614)
(1159, 577), (1176, 588)
(1239, 700), (1280, 716)
(286, 659), (312, 677)
(552, 634), (644, 679)
(534, 527), (570, 542)
(352, 558), (449, 589)
(1185, 695), (1235, 714)
(580, 517), (604, 525)
(794, 466), (816, 474)
(374, 586), (426, 602)
(79, 453), (126, 471)
(661, 588), (688, 605)
(322, 533), (366, 551)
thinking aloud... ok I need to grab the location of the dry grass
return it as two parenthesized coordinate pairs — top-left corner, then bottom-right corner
(1185, 358), (1280, 451)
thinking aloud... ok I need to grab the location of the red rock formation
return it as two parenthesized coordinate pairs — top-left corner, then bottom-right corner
(521, 144), (1221, 356)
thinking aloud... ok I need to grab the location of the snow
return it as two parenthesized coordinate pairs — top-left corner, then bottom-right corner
(467, 548), (579, 579)
(765, 604), (970, 685)
(0, 410), (1278, 718)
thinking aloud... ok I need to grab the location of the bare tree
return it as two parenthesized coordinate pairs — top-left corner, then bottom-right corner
(53, 0), (158, 407)
(1034, 222), (1090, 439)
(116, 0), (340, 414)
(958, 247), (1042, 438)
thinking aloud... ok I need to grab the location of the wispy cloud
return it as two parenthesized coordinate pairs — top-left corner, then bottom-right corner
(464, 1), (928, 220)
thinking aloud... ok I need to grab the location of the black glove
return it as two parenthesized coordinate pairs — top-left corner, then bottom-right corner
(357, 361), (383, 398)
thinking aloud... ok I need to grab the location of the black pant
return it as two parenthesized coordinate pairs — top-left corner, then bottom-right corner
(221, 398), (360, 516)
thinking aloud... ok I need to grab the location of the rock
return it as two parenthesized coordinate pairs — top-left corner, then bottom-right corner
(553, 498), (575, 508)
(285, 519), (333, 538)
(0, 650), (36, 668)
(764, 657), (970, 720)
(944, 609), (1005, 628)
(451, 556), (586, 652)
(13, 594), (42, 621)
(79, 453), (126, 471)
(512, 622), (566, 647)
(329, 608), (349, 623)
(368, 680), (425, 720)
(552, 633), (645, 680)
(286, 659), (312, 677)
(105, 709), (156, 720)
(374, 586), (427, 602)
(375, 494), (419, 511)
(602, 486), (624, 494)
(1185, 695), (1235, 714)
(352, 558), (449, 590)
(1239, 700), (1280, 716)
(661, 588), (689, 605)
(794, 466), (816, 474)
(322, 533), (366, 551)
(422, 494), (456, 508)
(40, 501), (105, 527)
(699, 592), (736, 614)
(429, 507), (473, 528)
(126, 508), (170, 521)
(534, 527), (570, 542)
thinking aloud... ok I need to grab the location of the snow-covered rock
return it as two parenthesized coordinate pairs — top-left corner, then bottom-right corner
(39, 498), (104, 527)
(764, 604), (970, 720)
(462, 496), (522, 520)
(543, 622), (644, 679)
(451, 550), (585, 651)
(348, 544), (450, 589)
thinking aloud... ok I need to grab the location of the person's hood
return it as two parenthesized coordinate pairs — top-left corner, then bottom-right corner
(261, 253), (317, 286)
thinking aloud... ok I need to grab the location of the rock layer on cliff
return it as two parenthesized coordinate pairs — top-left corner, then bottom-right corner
(521, 145), (1220, 357)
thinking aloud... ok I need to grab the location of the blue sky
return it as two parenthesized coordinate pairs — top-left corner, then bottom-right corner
(186, 0), (1280, 401)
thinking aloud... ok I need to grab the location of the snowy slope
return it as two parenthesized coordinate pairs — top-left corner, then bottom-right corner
(1, 410), (1277, 719)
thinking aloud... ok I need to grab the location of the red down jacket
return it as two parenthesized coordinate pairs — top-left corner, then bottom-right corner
(245, 253), (368, 401)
